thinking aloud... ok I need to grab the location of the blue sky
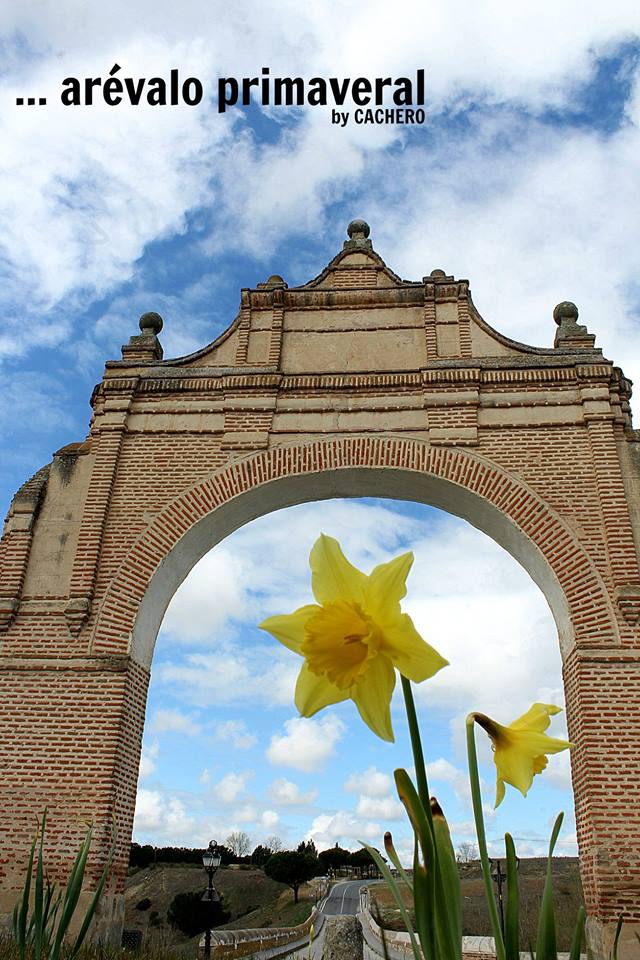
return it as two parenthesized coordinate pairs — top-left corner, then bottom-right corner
(2, 2), (640, 862)
(137, 497), (572, 861)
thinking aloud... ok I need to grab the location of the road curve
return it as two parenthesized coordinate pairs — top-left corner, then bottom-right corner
(320, 879), (368, 916)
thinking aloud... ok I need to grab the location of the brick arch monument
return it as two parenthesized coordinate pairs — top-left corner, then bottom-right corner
(1, 220), (639, 957)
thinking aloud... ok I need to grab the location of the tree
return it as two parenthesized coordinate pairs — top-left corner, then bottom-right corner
(264, 851), (322, 903)
(266, 834), (283, 853)
(129, 842), (236, 867)
(167, 891), (230, 937)
(297, 839), (318, 858)
(129, 843), (155, 868)
(251, 844), (272, 867)
(318, 845), (351, 874)
(225, 831), (251, 858)
(349, 847), (379, 878)
(456, 841), (479, 863)
(215, 844), (235, 866)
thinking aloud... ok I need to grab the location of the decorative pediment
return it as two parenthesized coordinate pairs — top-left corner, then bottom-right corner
(113, 220), (601, 376)
(302, 219), (405, 290)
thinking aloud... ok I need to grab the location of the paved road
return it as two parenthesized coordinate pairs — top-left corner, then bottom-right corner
(320, 879), (368, 916)
(277, 880), (371, 960)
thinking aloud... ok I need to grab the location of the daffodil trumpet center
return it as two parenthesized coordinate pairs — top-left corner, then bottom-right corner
(301, 599), (382, 690)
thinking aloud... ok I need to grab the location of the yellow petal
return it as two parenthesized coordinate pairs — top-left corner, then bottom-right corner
(295, 662), (349, 715)
(381, 613), (449, 683)
(510, 729), (573, 757)
(494, 743), (537, 796)
(493, 731), (573, 801)
(352, 654), (396, 742)
(309, 534), (366, 605)
(510, 703), (562, 733)
(366, 552), (414, 615)
(259, 605), (319, 653)
(532, 755), (548, 774)
(495, 776), (506, 808)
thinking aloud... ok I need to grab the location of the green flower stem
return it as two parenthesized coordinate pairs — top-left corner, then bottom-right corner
(401, 676), (434, 836)
(466, 715), (505, 960)
(400, 677), (439, 960)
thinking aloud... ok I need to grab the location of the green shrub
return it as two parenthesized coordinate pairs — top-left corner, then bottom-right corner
(166, 892), (230, 938)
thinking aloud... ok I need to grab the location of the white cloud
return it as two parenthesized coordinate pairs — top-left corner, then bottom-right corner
(132, 784), (265, 846)
(541, 748), (574, 792)
(344, 766), (393, 798)
(132, 769), (263, 839)
(134, 789), (163, 832)
(261, 810), (280, 830)
(1, 37), (232, 331)
(355, 795), (405, 821)
(343, 766), (404, 821)
(139, 742), (159, 780)
(155, 649), (299, 709)
(2, 2), (640, 400)
(370, 113), (640, 390)
(235, 804), (258, 823)
(148, 708), (201, 736)
(158, 501), (565, 739)
(426, 758), (473, 809)
(161, 549), (249, 641)
(140, 495), (576, 849)
(268, 778), (318, 807)
(267, 715), (345, 772)
(216, 720), (257, 750)
(212, 771), (252, 803)
(307, 811), (382, 852)
(147, 496), (574, 846)
(134, 789), (194, 839)
(401, 520), (565, 730)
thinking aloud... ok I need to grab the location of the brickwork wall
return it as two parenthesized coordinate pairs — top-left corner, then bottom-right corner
(563, 647), (640, 920)
(0, 658), (137, 896)
(0, 235), (638, 954)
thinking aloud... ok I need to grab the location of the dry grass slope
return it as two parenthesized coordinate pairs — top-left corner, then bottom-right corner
(371, 857), (584, 952)
(123, 863), (314, 953)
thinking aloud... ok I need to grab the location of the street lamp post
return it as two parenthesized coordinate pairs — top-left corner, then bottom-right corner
(202, 840), (221, 960)
(489, 856), (520, 940)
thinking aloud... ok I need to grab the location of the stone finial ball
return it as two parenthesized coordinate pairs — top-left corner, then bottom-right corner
(139, 311), (164, 335)
(267, 275), (285, 285)
(553, 301), (579, 325)
(347, 219), (371, 239)
(430, 269), (447, 278)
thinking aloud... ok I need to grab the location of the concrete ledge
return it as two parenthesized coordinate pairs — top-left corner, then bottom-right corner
(198, 906), (323, 960)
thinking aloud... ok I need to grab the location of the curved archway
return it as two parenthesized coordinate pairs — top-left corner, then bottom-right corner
(3, 226), (639, 957)
(91, 437), (618, 668)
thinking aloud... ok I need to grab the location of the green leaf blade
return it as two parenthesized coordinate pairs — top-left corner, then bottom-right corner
(504, 834), (519, 960)
(534, 812), (564, 960)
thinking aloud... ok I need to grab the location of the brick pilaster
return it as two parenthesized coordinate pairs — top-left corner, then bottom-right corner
(65, 386), (136, 637)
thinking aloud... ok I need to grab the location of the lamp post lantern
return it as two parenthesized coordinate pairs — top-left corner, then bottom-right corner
(202, 840), (221, 960)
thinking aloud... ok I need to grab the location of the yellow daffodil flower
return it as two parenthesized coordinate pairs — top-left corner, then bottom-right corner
(259, 533), (448, 741)
(471, 703), (573, 807)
